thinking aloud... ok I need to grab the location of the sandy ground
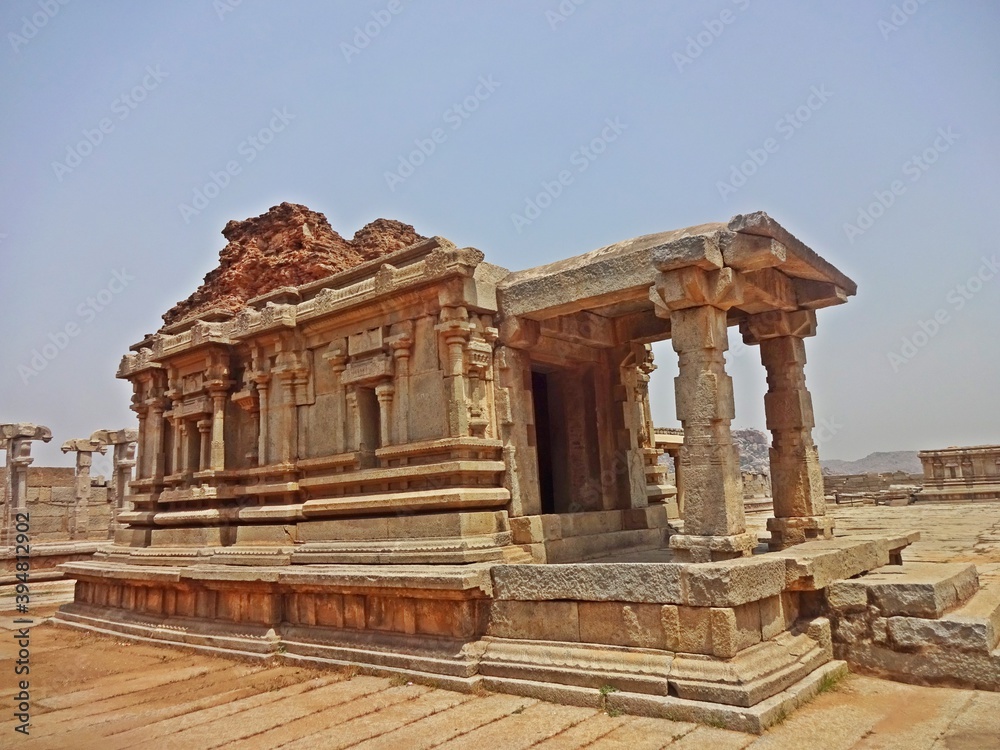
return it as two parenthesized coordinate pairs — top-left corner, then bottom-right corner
(1, 501), (999, 749)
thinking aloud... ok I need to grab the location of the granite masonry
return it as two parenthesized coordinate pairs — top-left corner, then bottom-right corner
(50, 205), (1000, 732)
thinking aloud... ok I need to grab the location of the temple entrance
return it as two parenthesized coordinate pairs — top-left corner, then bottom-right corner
(530, 365), (604, 514)
(531, 370), (556, 514)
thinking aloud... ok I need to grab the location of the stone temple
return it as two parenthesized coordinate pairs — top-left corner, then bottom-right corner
(52, 204), (1000, 732)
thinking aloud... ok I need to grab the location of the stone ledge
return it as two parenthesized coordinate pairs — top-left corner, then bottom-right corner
(827, 562), (979, 619)
(60, 560), (495, 594)
(491, 556), (787, 608)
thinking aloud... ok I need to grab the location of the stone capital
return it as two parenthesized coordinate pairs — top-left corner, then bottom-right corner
(61, 437), (107, 455)
(651, 266), (744, 317)
(1, 423), (52, 443)
(739, 309), (817, 345)
(91, 428), (138, 446)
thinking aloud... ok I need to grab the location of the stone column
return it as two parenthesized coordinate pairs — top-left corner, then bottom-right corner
(741, 310), (833, 549)
(90, 429), (138, 535)
(197, 419), (212, 472)
(345, 388), (359, 451)
(254, 373), (271, 465)
(653, 267), (756, 562)
(445, 333), (469, 437)
(176, 421), (190, 475)
(323, 345), (348, 453)
(61, 437), (107, 541)
(209, 389), (227, 471)
(272, 353), (300, 465)
(437, 307), (472, 438)
(389, 333), (412, 444)
(1, 424), (52, 544)
(375, 382), (395, 447)
(148, 400), (166, 481)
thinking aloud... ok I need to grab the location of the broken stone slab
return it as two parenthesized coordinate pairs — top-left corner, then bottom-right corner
(838, 640), (1000, 692)
(770, 533), (919, 591)
(828, 562), (979, 619)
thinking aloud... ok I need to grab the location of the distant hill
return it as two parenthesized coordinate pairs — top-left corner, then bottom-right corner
(733, 428), (770, 474)
(820, 451), (922, 476)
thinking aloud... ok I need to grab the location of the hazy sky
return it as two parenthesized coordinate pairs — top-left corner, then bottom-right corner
(2, 0), (997, 471)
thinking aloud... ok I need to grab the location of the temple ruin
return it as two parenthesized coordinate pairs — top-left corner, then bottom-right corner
(1, 426), (138, 584)
(49, 205), (1000, 732)
(919, 445), (1000, 502)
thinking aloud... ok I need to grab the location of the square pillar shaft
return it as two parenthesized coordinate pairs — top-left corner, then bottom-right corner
(741, 310), (833, 549)
(666, 305), (755, 561)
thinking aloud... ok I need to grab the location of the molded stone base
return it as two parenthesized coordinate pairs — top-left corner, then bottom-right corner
(767, 515), (834, 550)
(669, 531), (758, 562)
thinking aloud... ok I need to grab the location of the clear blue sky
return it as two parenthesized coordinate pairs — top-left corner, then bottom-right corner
(2, 0), (998, 471)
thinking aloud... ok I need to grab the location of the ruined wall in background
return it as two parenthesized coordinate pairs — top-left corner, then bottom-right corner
(0, 466), (112, 541)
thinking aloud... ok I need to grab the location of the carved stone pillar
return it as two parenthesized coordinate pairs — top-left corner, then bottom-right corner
(375, 382), (395, 447)
(61, 437), (107, 541)
(345, 388), (359, 451)
(324, 344), (348, 453)
(742, 310), (833, 549)
(90, 429), (138, 535)
(209, 389), (227, 471)
(1, 424), (52, 544)
(437, 307), (472, 438)
(652, 267), (756, 562)
(388, 333), (412, 445)
(148, 400), (166, 482)
(272, 351), (303, 465)
(446, 334), (469, 437)
(197, 419), (212, 472)
(254, 374), (271, 465)
(176, 420), (189, 475)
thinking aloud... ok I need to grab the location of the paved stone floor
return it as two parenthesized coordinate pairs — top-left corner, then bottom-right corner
(2, 500), (999, 749)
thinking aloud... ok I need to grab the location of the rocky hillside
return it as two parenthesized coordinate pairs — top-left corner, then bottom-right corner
(820, 451), (922, 475)
(162, 203), (424, 326)
(733, 428), (770, 475)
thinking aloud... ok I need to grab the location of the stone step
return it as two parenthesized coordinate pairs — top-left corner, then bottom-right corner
(826, 561), (979, 619)
(886, 575), (1000, 654)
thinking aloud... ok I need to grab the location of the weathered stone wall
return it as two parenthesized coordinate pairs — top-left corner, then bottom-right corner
(822, 472), (923, 495)
(742, 471), (771, 498)
(0, 465), (112, 541)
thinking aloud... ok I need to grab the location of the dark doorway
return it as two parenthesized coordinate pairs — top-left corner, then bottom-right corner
(531, 370), (556, 514)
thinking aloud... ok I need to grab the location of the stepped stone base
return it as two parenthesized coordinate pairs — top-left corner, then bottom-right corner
(53, 532), (923, 732)
(1, 541), (106, 585)
(825, 561), (1000, 691)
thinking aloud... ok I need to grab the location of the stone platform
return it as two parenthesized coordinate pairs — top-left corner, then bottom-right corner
(55, 532), (916, 733)
(7, 618), (1000, 749)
